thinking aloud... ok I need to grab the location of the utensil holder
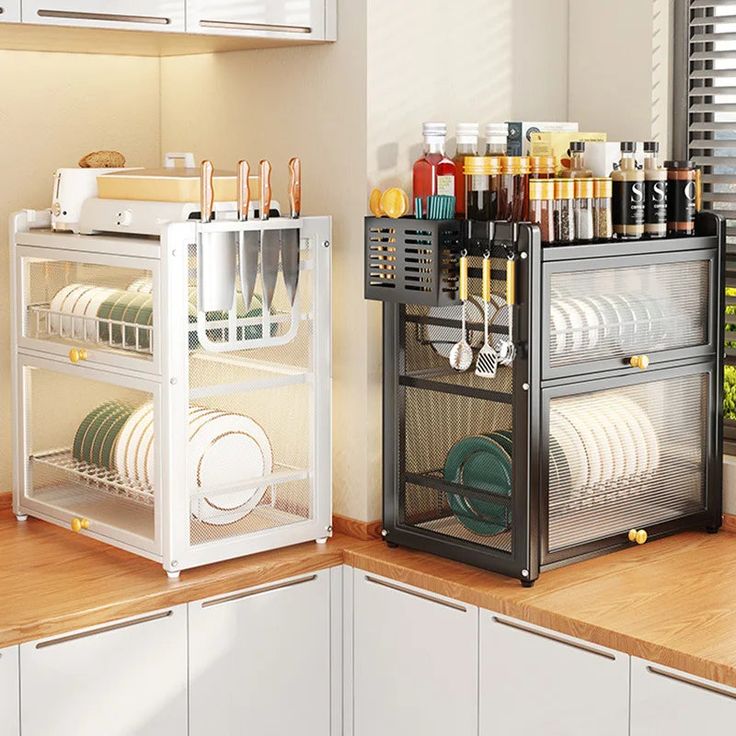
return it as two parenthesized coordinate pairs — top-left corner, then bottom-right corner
(198, 230), (237, 312)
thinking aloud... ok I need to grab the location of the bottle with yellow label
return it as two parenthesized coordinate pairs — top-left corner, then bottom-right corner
(611, 141), (644, 240)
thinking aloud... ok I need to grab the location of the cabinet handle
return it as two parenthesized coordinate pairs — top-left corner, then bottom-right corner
(36, 9), (171, 25)
(36, 610), (173, 649)
(202, 574), (317, 609)
(647, 666), (736, 700)
(68, 348), (88, 364)
(491, 616), (616, 660)
(364, 575), (467, 612)
(199, 19), (311, 34)
(629, 354), (650, 370)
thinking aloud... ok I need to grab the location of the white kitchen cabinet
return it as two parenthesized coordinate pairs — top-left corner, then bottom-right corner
(352, 569), (478, 736)
(0, 1), (20, 21)
(0, 646), (19, 736)
(631, 656), (736, 734)
(480, 612), (629, 736)
(189, 568), (339, 736)
(21, 1), (185, 32)
(186, 0), (335, 41)
(20, 606), (187, 736)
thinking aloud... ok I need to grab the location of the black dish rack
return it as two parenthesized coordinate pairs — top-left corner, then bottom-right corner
(367, 213), (724, 585)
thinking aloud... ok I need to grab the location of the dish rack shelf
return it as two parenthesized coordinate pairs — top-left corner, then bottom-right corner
(368, 213), (724, 585)
(11, 209), (332, 575)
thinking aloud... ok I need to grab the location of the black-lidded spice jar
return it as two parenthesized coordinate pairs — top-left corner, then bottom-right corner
(664, 160), (696, 236)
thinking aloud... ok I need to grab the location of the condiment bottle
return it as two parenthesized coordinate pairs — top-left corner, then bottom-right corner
(593, 178), (613, 240)
(574, 178), (595, 241)
(454, 123), (479, 218)
(499, 156), (530, 221)
(611, 141), (645, 240)
(664, 160), (697, 236)
(553, 178), (575, 243)
(558, 141), (593, 178)
(484, 122), (508, 156)
(413, 122), (456, 216)
(464, 156), (499, 221)
(530, 156), (556, 180)
(529, 179), (555, 244)
(643, 141), (667, 238)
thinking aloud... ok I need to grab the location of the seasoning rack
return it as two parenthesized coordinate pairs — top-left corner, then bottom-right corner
(368, 213), (724, 585)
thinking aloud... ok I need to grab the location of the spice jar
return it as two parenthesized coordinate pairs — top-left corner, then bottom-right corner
(574, 178), (595, 241)
(530, 155), (556, 180)
(612, 141), (645, 240)
(499, 156), (530, 221)
(558, 140), (593, 178)
(464, 156), (500, 221)
(554, 178), (575, 243)
(484, 122), (508, 157)
(529, 179), (555, 244)
(593, 178), (613, 240)
(664, 160), (697, 236)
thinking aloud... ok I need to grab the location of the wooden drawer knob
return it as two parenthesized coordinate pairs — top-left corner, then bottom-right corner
(70, 517), (90, 533)
(68, 348), (88, 364)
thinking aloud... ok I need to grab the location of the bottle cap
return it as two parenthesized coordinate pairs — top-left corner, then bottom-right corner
(464, 156), (501, 176)
(530, 156), (556, 175)
(570, 141), (586, 153)
(593, 177), (612, 198)
(456, 123), (480, 143)
(484, 122), (508, 143)
(620, 141), (636, 153)
(501, 156), (530, 174)
(574, 178), (594, 199)
(554, 178), (574, 199)
(529, 179), (554, 200)
(422, 122), (447, 138)
(643, 141), (659, 153)
(664, 160), (695, 169)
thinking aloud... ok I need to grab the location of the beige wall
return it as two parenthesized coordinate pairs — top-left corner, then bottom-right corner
(0, 51), (160, 490)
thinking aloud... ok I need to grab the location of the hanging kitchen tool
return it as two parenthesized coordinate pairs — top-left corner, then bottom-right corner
(449, 251), (473, 372)
(475, 251), (498, 378)
(260, 159), (280, 312)
(237, 160), (259, 311)
(498, 253), (516, 366)
(281, 157), (301, 306)
(198, 160), (237, 312)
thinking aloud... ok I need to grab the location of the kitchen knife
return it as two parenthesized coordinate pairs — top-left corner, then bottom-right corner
(238, 159), (259, 311)
(259, 159), (280, 312)
(281, 156), (301, 306)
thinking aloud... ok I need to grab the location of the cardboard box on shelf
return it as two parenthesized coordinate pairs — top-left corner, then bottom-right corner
(529, 132), (608, 169)
(584, 141), (646, 177)
(506, 121), (579, 156)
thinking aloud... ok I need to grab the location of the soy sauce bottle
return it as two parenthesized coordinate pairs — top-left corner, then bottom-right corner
(611, 141), (644, 240)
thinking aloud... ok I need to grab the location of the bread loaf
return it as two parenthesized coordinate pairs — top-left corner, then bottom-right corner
(78, 151), (126, 168)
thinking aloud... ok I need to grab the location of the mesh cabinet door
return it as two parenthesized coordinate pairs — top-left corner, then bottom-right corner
(543, 248), (717, 380)
(541, 363), (718, 564)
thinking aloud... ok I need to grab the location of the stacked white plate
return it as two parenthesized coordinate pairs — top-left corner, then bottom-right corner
(549, 394), (660, 507)
(49, 283), (118, 339)
(114, 403), (273, 525)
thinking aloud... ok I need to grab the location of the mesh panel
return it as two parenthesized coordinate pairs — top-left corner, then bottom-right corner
(547, 372), (707, 552)
(22, 256), (154, 361)
(548, 260), (709, 368)
(25, 365), (155, 541)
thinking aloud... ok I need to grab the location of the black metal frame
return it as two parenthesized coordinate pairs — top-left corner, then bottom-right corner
(379, 213), (724, 585)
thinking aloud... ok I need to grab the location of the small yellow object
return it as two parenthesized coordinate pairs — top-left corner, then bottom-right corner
(369, 188), (384, 217)
(70, 517), (90, 533)
(380, 187), (409, 219)
(629, 354), (650, 370)
(68, 348), (88, 364)
(628, 528), (648, 545)
(628, 529), (638, 542)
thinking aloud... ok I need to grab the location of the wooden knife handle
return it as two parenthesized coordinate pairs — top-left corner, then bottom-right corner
(237, 159), (250, 221)
(260, 159), (272, 220)
(200, 160), (214, 223)
(289, 156), (301, 218)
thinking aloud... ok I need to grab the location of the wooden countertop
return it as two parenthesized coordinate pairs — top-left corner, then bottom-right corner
(3, 491), (736, 689)
(345, 532), (736, 689)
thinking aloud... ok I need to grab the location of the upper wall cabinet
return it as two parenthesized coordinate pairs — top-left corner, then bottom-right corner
(0, 1), (20, 22)
(186, 0), (335, 41)
(21, 1), (185, 31)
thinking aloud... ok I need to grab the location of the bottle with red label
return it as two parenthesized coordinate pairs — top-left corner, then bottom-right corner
(413, 122), (456, 215)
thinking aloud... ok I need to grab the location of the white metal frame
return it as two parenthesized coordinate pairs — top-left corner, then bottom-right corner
(10, 209), (332, 575)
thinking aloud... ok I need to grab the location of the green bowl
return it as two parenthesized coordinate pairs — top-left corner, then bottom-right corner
(97, 406), (134, 469)
(86, 404), (129, 467)
(73, 401), (121, 462)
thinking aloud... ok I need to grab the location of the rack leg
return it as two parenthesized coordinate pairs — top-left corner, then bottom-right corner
(706, 525), (719, 534)
(15, 514), (28, 522)
(165, 569), (181, 579)
(521, 579), (535, 588)
(316, 537), (329, 545)
(386, 541), (399, 549)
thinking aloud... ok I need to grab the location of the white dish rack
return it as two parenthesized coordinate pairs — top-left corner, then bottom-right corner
(10, 208), (332, 575)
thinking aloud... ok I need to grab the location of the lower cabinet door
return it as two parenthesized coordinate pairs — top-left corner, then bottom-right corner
(631, 657), (736, 734)
(0, 646), (19, 736)
(353, 570), (478, 736)
(20, 606), (187, 736)
(480, 613), (629, 736)
(189, 570), (333, 736)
